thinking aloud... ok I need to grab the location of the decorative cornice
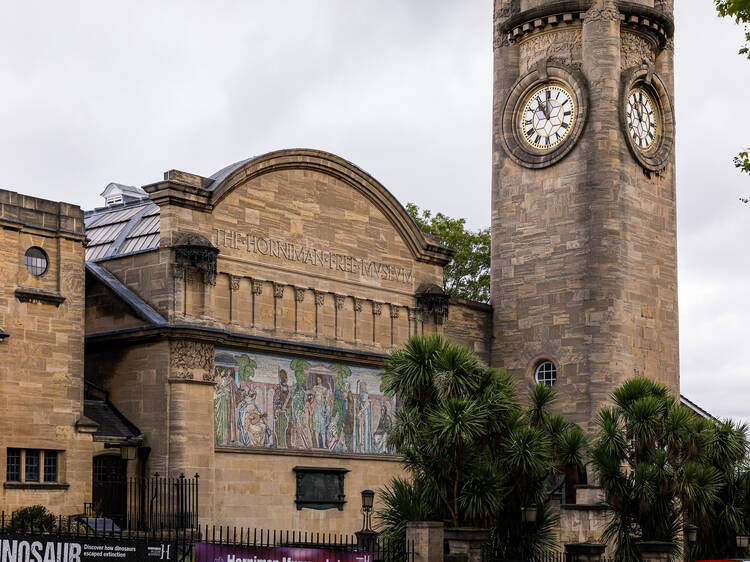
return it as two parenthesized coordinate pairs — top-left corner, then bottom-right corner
(500, 1), (672, 48)
(86, 324), (389, 368)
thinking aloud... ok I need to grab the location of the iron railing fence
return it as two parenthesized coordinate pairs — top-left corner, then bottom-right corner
(0, 514), (413, 562)
(87, 472), (199, 530)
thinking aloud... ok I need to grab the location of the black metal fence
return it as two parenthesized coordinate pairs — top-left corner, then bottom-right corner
(0, 514), (412, 562)
(88, 472), (199, 530)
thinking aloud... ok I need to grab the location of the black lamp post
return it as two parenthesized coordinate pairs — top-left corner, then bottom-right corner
(355, 490), (377, 553)
(520, 505), (537, 559)
(684, 523), (698, 562)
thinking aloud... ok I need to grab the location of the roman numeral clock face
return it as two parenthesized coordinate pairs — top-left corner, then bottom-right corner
(520, 84), (576, 150)
(626, 88), (657, 151)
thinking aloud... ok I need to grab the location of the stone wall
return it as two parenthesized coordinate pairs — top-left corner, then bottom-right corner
(213, 450), (404, 532)
(0, 189), (93, 514)
(444, 299), (492, 363)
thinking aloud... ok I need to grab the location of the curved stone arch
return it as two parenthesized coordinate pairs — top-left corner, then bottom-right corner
(208, 149), (453, 266)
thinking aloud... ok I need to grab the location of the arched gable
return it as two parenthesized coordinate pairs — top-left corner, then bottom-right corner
(208, 149), (452, 266)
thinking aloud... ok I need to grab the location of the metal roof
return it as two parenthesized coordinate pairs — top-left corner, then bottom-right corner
(84, 199), (160, 261)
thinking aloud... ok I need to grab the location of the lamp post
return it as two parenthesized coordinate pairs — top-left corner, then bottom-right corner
(355, 490), (377, 554)
(684, 524), (698, 562)
(737, 534), (749, 558)
(520, 505), (537, 559)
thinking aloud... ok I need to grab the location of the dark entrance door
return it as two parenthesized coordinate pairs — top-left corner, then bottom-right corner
(92, 455), (127, 526)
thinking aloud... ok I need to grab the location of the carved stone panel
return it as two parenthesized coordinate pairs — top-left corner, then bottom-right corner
(519, 28), (582, 74)
(170, 340), (215, 382)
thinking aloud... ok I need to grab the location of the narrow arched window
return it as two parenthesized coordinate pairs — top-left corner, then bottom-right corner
(535, 361), (557, 386)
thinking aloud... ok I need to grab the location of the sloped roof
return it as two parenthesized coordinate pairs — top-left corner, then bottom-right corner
(680, 394), (717, 420)
(84, 199), (160, 261)
(84, 399), (142, 440)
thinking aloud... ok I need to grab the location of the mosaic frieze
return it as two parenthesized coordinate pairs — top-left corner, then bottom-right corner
(213, 349), (396, 455)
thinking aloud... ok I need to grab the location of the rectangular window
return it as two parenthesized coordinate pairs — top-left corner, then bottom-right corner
(6, 449), (20, 481)
(24, 449), (39, 482)
(43, 451), (58, 482)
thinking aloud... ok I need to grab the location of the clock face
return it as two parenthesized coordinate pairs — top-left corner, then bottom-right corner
(520, 84), (576, 150)
(626, 88), (658, 151)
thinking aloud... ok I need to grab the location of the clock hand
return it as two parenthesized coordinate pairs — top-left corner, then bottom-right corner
(536, 96), (549, 119)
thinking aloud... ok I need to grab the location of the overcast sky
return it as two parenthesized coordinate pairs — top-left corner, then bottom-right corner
(1, 1), (747, 424)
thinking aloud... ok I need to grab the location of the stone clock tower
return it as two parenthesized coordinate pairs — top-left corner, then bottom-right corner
(491, 0), (679, 429)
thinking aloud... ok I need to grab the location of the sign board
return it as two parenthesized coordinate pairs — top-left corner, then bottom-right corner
(195, 543), (372, 562)
(0, 535), (175, 562)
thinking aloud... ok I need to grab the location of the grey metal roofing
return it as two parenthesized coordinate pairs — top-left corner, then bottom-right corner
(84, 199), (160, 261)
(83, 399), (142, 440)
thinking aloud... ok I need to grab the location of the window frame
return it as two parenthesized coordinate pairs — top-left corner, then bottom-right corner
(23, 247), (49, 277)
(5, 449), (62, 487)
(534, 360), (558, 386)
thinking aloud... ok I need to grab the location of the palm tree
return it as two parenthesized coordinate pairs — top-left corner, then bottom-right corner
(590, 378), (732, 562)
(377, 335), (586, 559)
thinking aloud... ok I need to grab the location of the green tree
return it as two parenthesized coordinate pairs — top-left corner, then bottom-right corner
(590, 378), (737, 562)
(377, 335), (586, 559)
(715, 0), (750, 197)
(406, 204), (490, 303)
(686, 418), (750, 560)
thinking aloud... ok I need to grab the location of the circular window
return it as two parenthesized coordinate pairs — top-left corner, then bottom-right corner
(24, 247), (48, 277)
(535, 361), (557, 386)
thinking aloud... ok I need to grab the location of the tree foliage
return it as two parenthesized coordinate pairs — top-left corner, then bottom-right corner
(376, 335), (586, 559)
(406, 204), (490, 303)
(715, 0), (750, 197)
(591, 377), (750, 562)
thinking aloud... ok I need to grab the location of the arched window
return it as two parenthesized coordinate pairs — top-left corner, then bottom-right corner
(24, 247), (48, 277)
(535, 361), (557, 386)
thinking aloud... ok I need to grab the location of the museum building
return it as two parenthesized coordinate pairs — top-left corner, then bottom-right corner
(2, 0), (695, 547)
(0, 149), (491, 533)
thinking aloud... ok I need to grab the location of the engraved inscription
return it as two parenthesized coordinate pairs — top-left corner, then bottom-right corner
(214, 228), (414, 286)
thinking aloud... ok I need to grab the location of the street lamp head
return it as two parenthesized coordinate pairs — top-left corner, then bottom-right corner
(119, 436), (138, 461)
(361, 489), (375, 512)
(684, 524), (698, 543)
(521, 505), (537, 523)
(737, 534), (749, 549)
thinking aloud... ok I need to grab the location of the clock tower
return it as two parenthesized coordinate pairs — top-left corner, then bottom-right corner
(491, 0), (679, 429)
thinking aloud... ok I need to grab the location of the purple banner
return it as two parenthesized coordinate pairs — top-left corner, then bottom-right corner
(195, 543), (372, 562)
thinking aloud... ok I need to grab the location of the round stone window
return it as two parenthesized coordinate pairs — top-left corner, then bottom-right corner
(535, 361), (557, 386)
(24, 247), (48, 277)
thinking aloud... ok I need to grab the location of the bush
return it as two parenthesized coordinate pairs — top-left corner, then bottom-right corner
(8, 505), (57, 532)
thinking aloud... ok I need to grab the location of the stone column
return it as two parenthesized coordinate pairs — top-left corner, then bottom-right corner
(565, 543), (606, 562)
(407, 522), (444, 562)
(167, 340), (216, 525)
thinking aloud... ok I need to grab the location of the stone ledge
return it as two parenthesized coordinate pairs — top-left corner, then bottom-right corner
(4, 482), (70, 490)
(14, 287), (66, 307)
(216, 446), (401, 463)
